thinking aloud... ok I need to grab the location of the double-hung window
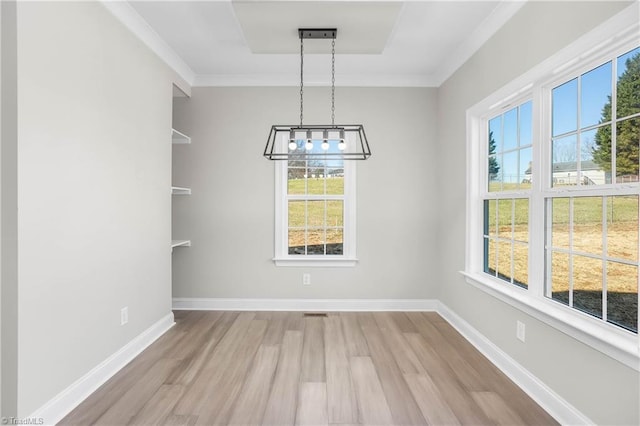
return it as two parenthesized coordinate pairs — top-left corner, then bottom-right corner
(465, 12), (639, 369)
(274, 132), (356, 266)
(484, 101), (533, 288)
(545, 46), (639, 332)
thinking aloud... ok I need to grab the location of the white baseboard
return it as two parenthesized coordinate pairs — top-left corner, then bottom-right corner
(172, 297), (439, 312)
(28, 312), (175, 426)
(436, 301), (593, 426)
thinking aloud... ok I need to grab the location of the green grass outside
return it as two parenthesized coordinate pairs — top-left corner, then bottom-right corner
(288, 177), (344, 195)
(486, 195), (638, 228)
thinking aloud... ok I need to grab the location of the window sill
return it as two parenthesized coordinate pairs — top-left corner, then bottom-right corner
(460, 271), (639, 371)
(274, 257), (358, 267)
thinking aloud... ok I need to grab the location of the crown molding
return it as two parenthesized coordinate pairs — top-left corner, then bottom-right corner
(432, 0), (527, 86)
(100, 0), (195, 85)
(193, 72), (438, 87)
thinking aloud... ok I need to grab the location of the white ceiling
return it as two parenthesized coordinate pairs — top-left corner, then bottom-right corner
(116, 0), (526, 87)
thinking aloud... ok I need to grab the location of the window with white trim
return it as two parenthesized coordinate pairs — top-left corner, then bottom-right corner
(545, 46), (639, 332)
(484, 102), (532, 288)
(274, 132), (356, 266)
(466, 19), (639, 367)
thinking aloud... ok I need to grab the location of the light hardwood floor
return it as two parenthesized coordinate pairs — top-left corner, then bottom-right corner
(60, 311), (558, 425)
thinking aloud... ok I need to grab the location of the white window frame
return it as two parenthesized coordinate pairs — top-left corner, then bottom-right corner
(273, 134), (357, 267)
(464, 3), (640, 371)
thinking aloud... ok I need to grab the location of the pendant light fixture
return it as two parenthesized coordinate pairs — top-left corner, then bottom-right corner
(263, 28), (371, 160)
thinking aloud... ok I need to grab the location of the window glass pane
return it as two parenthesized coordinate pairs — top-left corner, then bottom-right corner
(552, 135), (578, 187)
(489, 116), (502, 154)
(519, 147), (532, 189)
(288, 201), (305, 227)
(615, 117), (639, 182)
(573, 255), (603, 319)
(607, 195), (639, 261)
(552, 78), (578, 136)
(307, 170), (326, 195)
(288, 229), (305, 255)
(617, 47), (640, 119)
(326, 200), (343, 227)
(551, 198), (570, 249)
(573, 197), (603, 255)
(498, 199), (512, 239)
(488, 155), (501, 192)
(550, 251), (570, 305)
(513, 243), (528, 288)
(496, 241), (512, 282)
(519, 101), (532, 147)
(288, 167), (306, 194)
(607, 261), (638, 332)
(582, 126), (610, 185)
(502, 151), (518, 188)
(307, 229), (325, 255)
(580, 61), (612, 129)
(503, 107), (518, 151)
(307, 201), (325, 227)
(514, 199), (529, 243)
(326, 169), (344, 195)
(485, 200), (496, 236)
(484, 237), (496, 276)
(326, 229), (344, 255)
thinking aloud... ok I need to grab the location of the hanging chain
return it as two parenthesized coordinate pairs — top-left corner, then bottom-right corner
(331, 38), (336, 127)
(299, 36), (304, 127)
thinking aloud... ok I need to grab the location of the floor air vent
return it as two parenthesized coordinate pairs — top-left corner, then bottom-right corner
(303, 312), (328, 317)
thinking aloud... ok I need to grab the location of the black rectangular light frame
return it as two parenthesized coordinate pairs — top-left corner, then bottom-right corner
(298, 28), (337, 39)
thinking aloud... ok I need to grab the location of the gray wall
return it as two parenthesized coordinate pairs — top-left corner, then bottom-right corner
(12, 1), (177, 416)
(172, 87), (438, 299)
(436, 1), (639, 424)
(1, 0), (18, 417)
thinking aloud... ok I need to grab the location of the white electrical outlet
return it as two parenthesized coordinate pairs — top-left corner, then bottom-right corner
(121, 307), (129, 325)
(516, 320), (525, 342)
(302, 273), (311, 286)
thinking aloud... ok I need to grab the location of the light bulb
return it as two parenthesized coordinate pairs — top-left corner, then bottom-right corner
(289, 130), (297, 151)
(338, 129), (346, 151)
(305, 130), (313, 150)
(322, 130), (329, 150)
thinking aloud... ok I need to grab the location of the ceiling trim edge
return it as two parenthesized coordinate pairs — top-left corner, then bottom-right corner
(193, 73), (438, 88)
(100, 1), (196, 86)
(432, 0), (528, 86)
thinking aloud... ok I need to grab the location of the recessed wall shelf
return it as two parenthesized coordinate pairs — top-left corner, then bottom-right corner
(171, 239), (191, 249)
(172, 128), (191, 144)
(171, 186), (191, 195)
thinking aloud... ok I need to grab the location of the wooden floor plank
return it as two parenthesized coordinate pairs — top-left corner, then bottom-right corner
(296, 382), (328, 426)
(406, 311), (488, 391)
(262, 330), (304, 426)
(360, 324), (428, 425)
(94, 358), (181, 425)
(389, 311), (419, 333)
(196, 319), (269, 425)
(349, 356), (394, 425)
(129, 384), (185, 425)
(403, 331), (494, 425)
(472, 391), (528, 425)
(227, 345), (280, 425)
(404, 373), (461, 426)
(340, 312), (370, 357)
(300, 316), (325, 382)
(163, 414), (198, 426)
(61, 311), (557, 426)
(172, 312), (256, 416)
(168, 311), (238, 385)
(324, 315), (358, 424)
(374, 312), (426, 374)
